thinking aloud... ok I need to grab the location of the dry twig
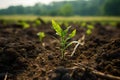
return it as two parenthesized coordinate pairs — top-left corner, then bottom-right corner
(71, 35), (85, 56)
(4, 72), (8, 80)
(68, 63), (120, 80)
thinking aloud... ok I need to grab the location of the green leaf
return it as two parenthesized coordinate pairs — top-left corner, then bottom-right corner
(37, 32), (45, 38)
(81, 22), (86, 27)
(87, 25), (94, 30)
(86, 29), (92, 35)
(52, 20), (62, 36)
(69, 29), (76, 38)
(20, 22), (30, 29)
(65, 26), (71, 33)
(37, 32), (45, 41)
(63, 26), (71, 36)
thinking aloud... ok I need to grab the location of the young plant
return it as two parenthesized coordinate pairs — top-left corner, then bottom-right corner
(37, 32), (45, 42)
(34, 20), (41, 27)
(86, 29), (92, 35)
(81, 22), (94, 35)
(86, 24), (94, 35)
(18, 21), (30, 29)
(52, 20), (76, 59)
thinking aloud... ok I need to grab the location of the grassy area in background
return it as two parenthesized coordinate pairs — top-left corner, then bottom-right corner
(0, 15), (120, 22)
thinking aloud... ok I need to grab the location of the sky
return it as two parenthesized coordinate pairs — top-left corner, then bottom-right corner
(0, 0), (70, 9)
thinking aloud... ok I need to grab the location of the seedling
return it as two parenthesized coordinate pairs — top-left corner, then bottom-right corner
(81, 22), (86, 27)
(22, 23), (30, 29)
(37, 32), (45, 42)
(86, 24), (94, 35)
(86, 29), (92, 35)
(52, 20), (76, 59)
(34, 20), (41, 27)
(87, 24), (94, 30)
(81, 22), (94, 35)
(18, 21), (30, 29)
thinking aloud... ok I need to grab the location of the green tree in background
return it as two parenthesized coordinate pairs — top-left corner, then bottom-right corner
(0, 0), (119, 16)
(104, 0), (120, 16)
(59, 3), (73, 16)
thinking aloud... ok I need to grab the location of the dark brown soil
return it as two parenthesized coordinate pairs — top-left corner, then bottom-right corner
(0, 19), (120, 80)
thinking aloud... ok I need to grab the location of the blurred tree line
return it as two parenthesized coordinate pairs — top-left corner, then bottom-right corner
(0, 0), (119, 16)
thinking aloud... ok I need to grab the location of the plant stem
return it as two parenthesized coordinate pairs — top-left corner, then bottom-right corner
(61, 49), (64, 59)
(61, 35), (66, 59)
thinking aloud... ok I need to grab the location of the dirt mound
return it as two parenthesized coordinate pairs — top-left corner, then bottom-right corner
(96, 38), (120, 76)
(0, 20), (120, 80)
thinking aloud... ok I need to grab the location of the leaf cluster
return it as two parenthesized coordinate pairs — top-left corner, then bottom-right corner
(52, 20), (76, 59)
(37, 32), (45, 42)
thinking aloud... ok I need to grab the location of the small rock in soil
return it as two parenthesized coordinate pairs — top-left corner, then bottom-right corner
(54, 66), (68, 75)
(48, 54), (54, 60)
(48, 67), (69, 80)
(61, 73), (71, 80)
